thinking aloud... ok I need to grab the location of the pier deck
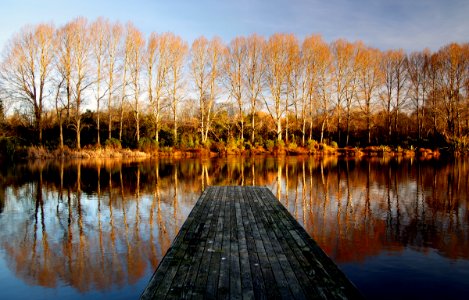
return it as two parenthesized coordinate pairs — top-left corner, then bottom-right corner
(141, 186), (361, 299)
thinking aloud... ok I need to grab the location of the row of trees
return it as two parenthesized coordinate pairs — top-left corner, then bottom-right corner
(1, 17), (468, 150)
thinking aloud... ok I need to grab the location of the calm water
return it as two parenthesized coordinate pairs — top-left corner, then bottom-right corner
(0, 156), (468, 299)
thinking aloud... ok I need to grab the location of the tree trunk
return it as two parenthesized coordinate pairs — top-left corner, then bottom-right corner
(251, 110), (255, 144)
(76, 119), (81, 150)
(37, 114), (43, 145)
(173, 110), (177, 146)
(320, 118), (326, 144)
(337, 103), (341, 145)
(59, 113), (64, 151)
(97, 100), (100, 146)
(277, 118), (282, 142)
(119, 104), (123, 142)
(346, 111), (350, 146)
(135, 103), (140, 143)
(285, 97), (289, 144)
(367, 115), (371, 145)
(240, 109), (244, 141)
(108, 93), (112, 141)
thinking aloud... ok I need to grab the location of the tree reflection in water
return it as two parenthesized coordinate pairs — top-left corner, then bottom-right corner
(0, 156), (468, 298)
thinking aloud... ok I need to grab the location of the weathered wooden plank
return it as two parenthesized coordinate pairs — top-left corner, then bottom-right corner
(244, 187), (280, 299)
(260, 187), (362, 299)
(218, 186), (231, 299)
(174, 187), (217, 299)
(192, 186), (224, 300)
(234, 186), (254, 300)
(205, 186), (226, 298)
(250, 187), (307, 299)
(141, 186), (362, 300)
(141, 188), (211, 299)
(253, 187), (323, 298)
(228, 186), (242, 300)
(246, 187), (294, 299)
(237, 186), (262, 300)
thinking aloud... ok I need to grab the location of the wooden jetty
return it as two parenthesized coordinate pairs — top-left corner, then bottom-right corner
(141, 186), (361, 299)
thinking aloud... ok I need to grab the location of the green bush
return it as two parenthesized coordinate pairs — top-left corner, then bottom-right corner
(138, 137), (158, 152)
(180, 134), (195, 149)
(202, 139), (212, 149)
(265, 139), (275, 152)
(276, 140), (285, 150)
(161, 146), (173, 153)
(287, 141), (297, 151)
(307, 139), (319, 152)
(104, 138), (122, 150)
(330, 141), (338, 148)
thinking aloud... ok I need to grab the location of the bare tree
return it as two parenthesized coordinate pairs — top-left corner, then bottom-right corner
(438, 44), (467, 138)
(146, 32), (172, 144)
(56, 23), (75, 149)
(191, 36), (225, 145)
(381, 50), (396, 142)
(356, 46), (382, 145)
(393, 51), (407, 142)
(380, 50), (408, 143)
(146, 32), (158, 141)
(90, 18), (110, 146)
(301, 35), (331, 144)
(427, 52), (443, 135)
(105, 22), (122, 141)
(166, 34), (188, 144)
(244, 34), (265, 144)
(126, 23), (145, 144)
(225, 36), (247, 141)
(263, 34), (291, 142)
(0, 23), (55, 144)
(330, 39), (358, 146)
(69, 18), (92, 150)
(407, 50), (430, 142)
(284, 35), (300, 144)
(118, 25), (131, 142)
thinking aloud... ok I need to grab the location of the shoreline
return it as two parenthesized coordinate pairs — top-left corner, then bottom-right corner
(2, 145), (445, 161)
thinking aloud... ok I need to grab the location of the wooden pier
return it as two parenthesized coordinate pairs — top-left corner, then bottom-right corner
(141, 186), (361, 299)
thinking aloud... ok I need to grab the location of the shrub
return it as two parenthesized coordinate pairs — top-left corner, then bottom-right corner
(307, 139), (319, 152)
(226, 137), (237, 151)
(201, 139), (212, 149)
(105, 138), (122, 150)
(138, 137), (158, 152)
(265, 139), (275, 152)
(276, 139), (285, 150)
(330, 141), (338, 148)
(180, 134), (195, 149)
(287, 141), (297, 151)
(161, 146), (173, 153)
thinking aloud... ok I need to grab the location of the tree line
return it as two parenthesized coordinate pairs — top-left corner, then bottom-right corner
(1, 17), (468, 151)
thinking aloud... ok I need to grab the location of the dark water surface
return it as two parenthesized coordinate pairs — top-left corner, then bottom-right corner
(0, 156), (468, 299)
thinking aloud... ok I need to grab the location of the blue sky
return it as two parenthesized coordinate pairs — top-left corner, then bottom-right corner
(0, 0), (468, 52)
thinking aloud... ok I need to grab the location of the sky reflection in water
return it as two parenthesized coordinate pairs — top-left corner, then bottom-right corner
(0, 156), (468, 299)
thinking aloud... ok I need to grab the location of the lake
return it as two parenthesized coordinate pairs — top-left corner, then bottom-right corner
(0, 156), (468, 299)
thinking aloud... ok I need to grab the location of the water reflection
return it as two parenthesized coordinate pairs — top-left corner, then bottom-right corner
(0, 156), (468, 299)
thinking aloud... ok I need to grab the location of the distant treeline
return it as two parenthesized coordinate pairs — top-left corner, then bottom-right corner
(0, 17), (468, 152)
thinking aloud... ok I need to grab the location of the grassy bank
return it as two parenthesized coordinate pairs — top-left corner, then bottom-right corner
(0, 143), (444, 161)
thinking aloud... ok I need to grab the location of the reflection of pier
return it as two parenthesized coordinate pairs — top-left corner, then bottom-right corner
(141, 186), (361, 299)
